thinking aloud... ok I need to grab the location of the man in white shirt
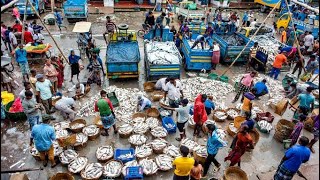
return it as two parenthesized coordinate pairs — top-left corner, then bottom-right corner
(250, 19), (257, 28)
(155, 77), (169, 90)
(33, 30), (44, 44)
(9, 29), (17, 49)
(54, 95), (76, 121)
(68, 83), (85, 99)
(137, 95), (152, 112)
(19, 82), (35, 101)
(164, 77), (184, 108)
(304, 31), (314, 54)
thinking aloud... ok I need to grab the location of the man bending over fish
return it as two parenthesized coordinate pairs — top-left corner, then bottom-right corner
(191, 34), (210, 50)
(137, 95), (152, 112)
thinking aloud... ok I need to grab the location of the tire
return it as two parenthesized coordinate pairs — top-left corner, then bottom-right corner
(137, 30), (145, 38)
(118, 24), (129, 30)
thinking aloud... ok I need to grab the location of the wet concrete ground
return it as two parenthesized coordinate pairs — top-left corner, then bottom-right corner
(1, 9), (319, 180)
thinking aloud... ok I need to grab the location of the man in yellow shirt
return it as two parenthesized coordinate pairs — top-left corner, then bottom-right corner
(172, 146), (195, 180)
(241, 88), (257, 116)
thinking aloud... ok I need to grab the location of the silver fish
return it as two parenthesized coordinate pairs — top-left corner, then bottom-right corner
(133, 122), (148, 134)
(150, 126), (168, 138)
(53, 121), (70, 130)
(74, 133), (88, 146)
(145, 41), (181, 65)
(81, 163), (103, 179)
(180, 138), (198, 151)
(129, 134), (148, 146)
(55, 129), (69, 139)
(226, 109), (239, 119)
(96, 146), (113, 161)
(139, 158), (158, 175)
(118, 124), (133, 134)
(68, 156), (88, 174)
(214, 111), (227, 120)
(59, 149), (78, 164)
(146, 117), (160, 129)
(193, 145), (207, 158)
(155, 154), (173, 171)
(103, 160), (123, 178)
(70, 123), (85, 130)
(135, 144), (153, 158)
(82, 125), (100, 136)
(150, 138), (168, 151)
(122, 160), (138, 176)
(163, 145), (181, 158)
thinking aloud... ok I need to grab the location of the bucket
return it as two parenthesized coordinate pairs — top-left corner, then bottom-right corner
(208, 73), (218, 80)
(50, 172), (74, 180)
(219, 75), (229, 83)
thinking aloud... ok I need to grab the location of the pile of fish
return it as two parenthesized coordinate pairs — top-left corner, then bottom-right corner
(68, 156), (88, 174)
(181, 138), (199, 151)
(146, 117), (160, 129)
(135, 144), (153, 158)
(129, 134), (148, 146)
(186, 72), (198, 77)
(53, 121), (70, 130)
(226, 109), (239, 119)
(159, 108), (171, 117)
(55, 129), (69, 139)
(59, 149), (78, 164)
(251, 35), (283, 62)
(118, 124), (133, 135)
(150, 138), (168, 151)
(139, 158), (158, 175)
(234, 74), (285, 106)
(151, 126), (168, 138)
(145, 41), (181, 65)
(214, 111), (227, 121)
(132, 117), (145, 124)
(251, 106), (264, 119)
(117, 152), (134, 160)
(74, 133), (88, 146)
(70, 123), (85, 130)
(76, 95), (100, 117)
(96, 146), (113, 161)
(155, 154), (173, 171)
(187, 40), (211, 50)
(122, 160), (138, 176)
(164, 145), (181, 158)
(80, 163), (103, 179)
(181, 77), (234, 108)
(257, 120), (273, 133)
(82, 125), (100, 137)
(133, 122), (148, 134)
(159, 98), (170, 107)
(194, 145), (207, 157)
(220, 35), (246, 46)
(228, 123), (238, 133)
(103, 160), (123, 178)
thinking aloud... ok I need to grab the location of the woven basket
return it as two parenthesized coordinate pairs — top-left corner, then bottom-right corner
(87, 130), (100, 141)
(249, 129), (260, 146)
(152, 91), (164, 101)
(103, 159), (123, 178)
(275, 99), (289, 116)
(119, 131), (132, 138)
(68, 156), (88, 174)
(146, 108), (160, 118)
(50, 172), (74, 180)
(304, 117), (314, 132)
(225, 108), (240, 120)
(132, 112), (147, 122)
(58, 134), (77, 148)
(69, 119), (87, 133)
(153, 147), (165, 154)
(193, 151), (206, 165)
(276, 119), (294, 132)
(143, 82), (155, 92)
(80, 163), (103, 180)
(212, 110), (227, 122)
(234, 116), (246, 129)
(226, 123), (237, 137)
(274, 130), (287, 142)
(224, 167), (248, 180)
(93, 116), (103, 129)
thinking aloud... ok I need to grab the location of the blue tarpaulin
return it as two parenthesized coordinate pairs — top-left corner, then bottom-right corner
(106, 42), (140, 63)
(64, 0), (87, 5)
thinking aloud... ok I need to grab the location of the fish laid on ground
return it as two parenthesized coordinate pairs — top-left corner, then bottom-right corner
(81, 163), (103, 179)
(68, 156), (88, 174)
(151, 126), (168, 138)
(193, 145), (207, 158)
(122, 160), (138, 176)
(30, 140), (62, 157)
(74, 133), (88, 146)
(59, 149), (78, 164)
(257, 120), (273, 133)
(129, 134), (148, 146)
(150, 138), (167, 151)
(82, 125), (100, 136)
(135, 144), (153, 158)
(181, 138), (199, 152)
(155, 154), (173, 171)
(146, 117), (160, 129)
(118, 124), (133, 135)
(96, 146), (113, 161)
(133, 122), (149, 134)
(163, 145), (181, 158)
(103, 160), (123, 178)
(139, 158), (158, 175)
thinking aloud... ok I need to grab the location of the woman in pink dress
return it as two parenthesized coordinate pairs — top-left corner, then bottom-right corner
(51, 55), (65, 89)
(43, 58), (59, 92)
(211, 41), (220, 70)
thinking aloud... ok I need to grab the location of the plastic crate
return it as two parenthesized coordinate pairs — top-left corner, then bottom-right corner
(162, 117), (176, 133)
(124, 166), (144, 180)
(107, 92), (120, 107)
(115, 148), (135, 163)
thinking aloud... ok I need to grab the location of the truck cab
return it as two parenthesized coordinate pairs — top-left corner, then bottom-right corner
(176, 1), (205, 21)
(16, 0), (45, 16)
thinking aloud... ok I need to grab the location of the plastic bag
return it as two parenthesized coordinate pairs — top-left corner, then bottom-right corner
(9, 98), (24, 113)
(1, 91), (14, 105)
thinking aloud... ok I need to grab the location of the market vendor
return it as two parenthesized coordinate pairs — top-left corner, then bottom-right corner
(155, 77), (169, 91)
(191, 34), (209, 50)
(253, 79), (269, 99)
(137, 95), (152, 112)
(193, 94), (208, 138)
(54, 94), (76, 121)
(35, 74), (55, 114)
(297, 86), (315, 112)
(232, 71), (256, 103)
(269, 51), (288, 80)
(33, 30), (44, 45)
(94, 90), (117, 136)
(67, 82), (87, 99)
(164, 77), (183, 108)
(240, 88), (257, 116)
(22, 90), (42, 130)
(204, 95), (215, 115)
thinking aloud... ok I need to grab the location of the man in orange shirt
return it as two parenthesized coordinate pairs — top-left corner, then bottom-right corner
(269, 51), (288, 80)
(280, 28), (287, 43)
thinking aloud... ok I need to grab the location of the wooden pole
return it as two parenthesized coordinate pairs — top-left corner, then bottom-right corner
(51, 0), (55, 13)
(0, 0), (19, 12)
(21, 0), (29, 44)
(28, 0), (70, 64)
(310, 74), (319, 82)
(221, 1), (281, 76)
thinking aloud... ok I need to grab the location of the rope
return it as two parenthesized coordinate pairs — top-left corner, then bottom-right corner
(220, 0), (282, 76)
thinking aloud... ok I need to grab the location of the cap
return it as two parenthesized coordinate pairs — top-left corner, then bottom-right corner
(35, 74), (44, 79)
(181, 99), (189, 105)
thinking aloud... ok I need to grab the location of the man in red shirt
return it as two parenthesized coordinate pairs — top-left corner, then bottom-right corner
(193, 94), (208, 138)
(269, 51), (288, 80)
(12, 20), (22, 32)
(23, 27), (33, 44)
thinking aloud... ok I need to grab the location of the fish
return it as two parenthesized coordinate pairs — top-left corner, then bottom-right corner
(229, 123), (238, 133)
(145, 41), (181, 65)
(180, 138), (199, 151)
(30, 141), (62, 157)
(146, 117), (160, 129)
(70, 123), (85, 130)
(59, 149), (78, 164)
(220, 34), (246, 46)
(74, 133), (88, 146)
(128, 134), (148, 146)
(82, 125), (100, 136)
(132, 117), (145, 124)
(163, 145), (181, 158)
(186, 72), (198, 77)
(96, 146), (113, 161)
(193, 145), (207, 158)
(53, 121), (70, 130)
(216, 128), (227, 140)
(118, 124), (133, 135)
(133, 122), (149, 134)
(122, 160), (138, 176)
(159, 108), (171, 117)
(139, 158), (158, 175)
(188, 115), (195, 127)
(159, 98), (170, 107)
(150, 126), (168, 138)
(55, 129), (69, 139)
(226, 109), (239, 119)
(103, 160), (123, 178)
(81, 163), (103, 179)
(155, 154), (173, 171)
(257, 120), (273, 133)
(68, 156), (88, 174)
(251, 106), (264, 119)
(150, 138), (168, 151)
(135, 144), (153, 158)
(117, 153), (134, 160)
(214, 111), (227, 120)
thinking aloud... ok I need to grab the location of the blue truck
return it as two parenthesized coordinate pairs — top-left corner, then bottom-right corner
(16, 0), (46, 16)
(63, 0), (88, 22)
(106, 30), (140, 79)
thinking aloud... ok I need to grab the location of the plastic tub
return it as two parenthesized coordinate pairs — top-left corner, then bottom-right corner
(114, 148), (135, 163)
(124, 166), (143, 180)
(162, 117), (176, 133)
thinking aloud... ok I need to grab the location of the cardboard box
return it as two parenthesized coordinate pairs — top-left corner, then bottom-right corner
(10, 173), (29, 180)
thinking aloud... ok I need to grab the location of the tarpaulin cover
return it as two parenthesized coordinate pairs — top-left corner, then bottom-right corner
(107, 42), (140, 63)
(9, 98), (24, 113)
(64, 0), (87, 5)
(1, 91), (14, 105)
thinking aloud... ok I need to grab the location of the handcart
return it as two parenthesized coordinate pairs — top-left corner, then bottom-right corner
(72, 21), (92, 55)
(13, 43), (52, 64)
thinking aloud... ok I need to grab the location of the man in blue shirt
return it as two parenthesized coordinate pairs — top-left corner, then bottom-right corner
(203, 124), (227, 177)
(242, 111), (255, 131)
(253, 79), (269, 99)
(298, 87), (315, 112)
(204, 95), (215, 115)
(154, 12), (166, 41)
(54, 8), (67, 32)
(15, 44), (29, 82)
(30, 114), (59, 168)
(274, 136), (311, 180)
(191, 34), (209, 50)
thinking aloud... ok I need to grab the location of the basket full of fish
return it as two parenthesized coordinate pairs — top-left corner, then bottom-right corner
(80, 163), (103, 180)
(118, 124), (134, 138)
(59, 149), (79, 166)
(226, 122), (237, 137)
(69, 119), (87, 133)
(139, 158), (158, 176)
(163, 144), (181, 158)
(150, 138), (168, 154)
(152, 91), (164, 101)
(226, 108), (240, 120)
(213, 110), (227, 122)
(93, 116), (103, 129)
(55, 129), (70, 139)
(146, 117), (160, 129)
(30, 141), (63, 161)
(133, 122), (149, 134)
(53, 121), (70, 130)
(121, 160), (139, 176)
(96, 146), (114, 163)
(68, 156), (88, 174)
(180, 138), (199, 152)
(256, 120), (273, 134)
(132, 113), (147, 124)
(150, 126), (168, 138)
(129, 134), (148, 147)
(103, 160), (123, 178)
(193, 145), (207, 164)
(82, 125), (100, 140)
(155, 154), (173, 171)
(135, 144), (153, 159)
(145, 108), (160, 118)
(73, 133), (88, 151)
